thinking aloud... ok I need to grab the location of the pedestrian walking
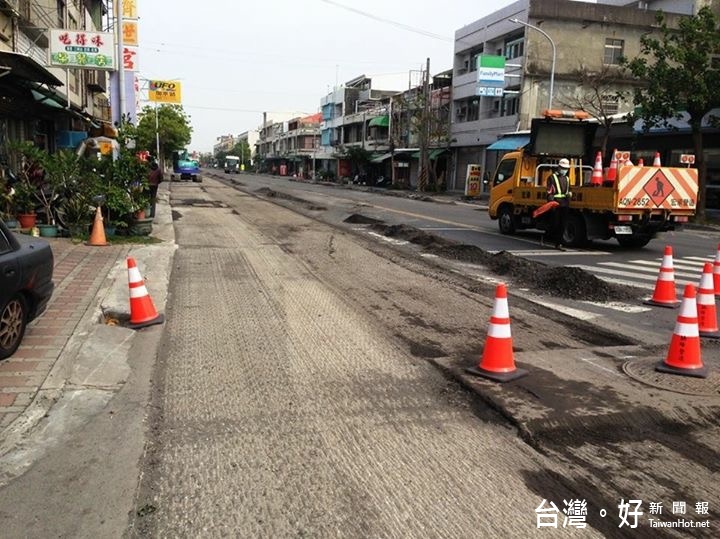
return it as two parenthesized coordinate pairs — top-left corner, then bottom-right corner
(546, 158), (572, 249)
(148, 161), (163, 218)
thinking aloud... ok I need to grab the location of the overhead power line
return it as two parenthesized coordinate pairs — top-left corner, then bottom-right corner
(318, 0), (453, 42)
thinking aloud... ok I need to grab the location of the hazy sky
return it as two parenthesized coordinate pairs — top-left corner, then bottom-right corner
(137, 0), (518, 152)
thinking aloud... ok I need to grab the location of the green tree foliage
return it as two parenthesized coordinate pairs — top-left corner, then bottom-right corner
(231, 140), (252, 165)
(622, 7), (720, 219)
(335, 145), (372, 178)
(135, 104), (193, 163)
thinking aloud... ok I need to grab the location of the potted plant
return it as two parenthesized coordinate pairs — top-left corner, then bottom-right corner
(34, 149), (84, 236)
(11, 180), (37, 229)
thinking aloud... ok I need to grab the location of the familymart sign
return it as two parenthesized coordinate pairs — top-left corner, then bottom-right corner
(476, 55), (505, 97)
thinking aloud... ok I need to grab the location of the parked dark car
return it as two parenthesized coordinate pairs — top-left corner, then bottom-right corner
(0, 219), (54, 359)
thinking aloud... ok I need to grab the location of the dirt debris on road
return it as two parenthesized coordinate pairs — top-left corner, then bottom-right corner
(349, 217), (641, 303)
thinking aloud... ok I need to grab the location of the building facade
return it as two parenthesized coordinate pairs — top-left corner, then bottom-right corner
(0, 0), (111, 172)
(449, 0), (688, 191)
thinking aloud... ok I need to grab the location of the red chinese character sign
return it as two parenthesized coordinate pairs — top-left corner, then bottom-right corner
(123, 46), (139, 71)
(49, 29), (115, 70)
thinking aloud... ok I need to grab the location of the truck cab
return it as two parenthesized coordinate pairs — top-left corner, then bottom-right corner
(224, 156), (240, 174)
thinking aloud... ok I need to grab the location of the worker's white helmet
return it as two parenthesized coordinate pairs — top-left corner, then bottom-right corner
(558, 158), (570, 169)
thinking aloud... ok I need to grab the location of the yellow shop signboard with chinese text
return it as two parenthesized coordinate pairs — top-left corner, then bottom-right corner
(148, 80), (182, 104)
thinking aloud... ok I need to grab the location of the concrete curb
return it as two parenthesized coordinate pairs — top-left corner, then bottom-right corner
(0, 183), (176, 483)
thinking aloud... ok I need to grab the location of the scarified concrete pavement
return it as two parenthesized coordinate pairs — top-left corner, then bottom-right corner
(130, 179), (718, 538)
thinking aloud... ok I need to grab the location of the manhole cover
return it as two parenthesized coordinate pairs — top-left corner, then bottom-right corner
(623, 357), (720, 397)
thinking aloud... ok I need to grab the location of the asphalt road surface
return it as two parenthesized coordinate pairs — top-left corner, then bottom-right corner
(127, 178), (717, 538)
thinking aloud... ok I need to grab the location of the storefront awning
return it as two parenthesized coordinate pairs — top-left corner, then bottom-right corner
(368, 115), (389, 127)
(32, 89), (64, 109)
(371, 152), (392, 163)
(410, 148), (447, 160)
(0, 51), (63, 86)
(486, 135), (530, 151)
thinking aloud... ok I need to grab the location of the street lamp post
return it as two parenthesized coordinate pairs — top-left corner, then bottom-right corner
(509, 18), (555, 111)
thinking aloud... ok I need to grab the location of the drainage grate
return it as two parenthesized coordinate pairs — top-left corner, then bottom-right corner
(623, 357), (720, 397)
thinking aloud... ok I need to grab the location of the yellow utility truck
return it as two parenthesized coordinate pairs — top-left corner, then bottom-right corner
(487, 111), (698, 248)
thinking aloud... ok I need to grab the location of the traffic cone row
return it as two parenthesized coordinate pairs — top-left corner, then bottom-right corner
(644, 245), (718, 378)
(127, 257), (164, 329)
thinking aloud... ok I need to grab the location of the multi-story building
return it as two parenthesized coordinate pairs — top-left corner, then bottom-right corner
(317, 75), (398, 180)
(449, 0), (689, 191)
(213, 134), (235, 155)
(0, 0), (110, 163)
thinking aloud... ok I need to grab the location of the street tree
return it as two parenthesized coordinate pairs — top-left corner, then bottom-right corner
(335, 145), (372, 180)
(231, 140), (252, 169)
(558, 64), (633, 156)
(135, 104), (193, 165)
(621, 7), (720, 219)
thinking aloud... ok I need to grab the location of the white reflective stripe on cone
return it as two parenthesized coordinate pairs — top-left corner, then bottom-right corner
(487, 322), (512, 339)
(673, 322), (699, 337)
(494, 299), (509, 318)
(662, 255), (673, 268)
(678, 298), (698, 317)
(658, 271), (675, 281)
(130, 285), (149, 299)
(697, 293), (715, 305)
(128, 267), (143, 283)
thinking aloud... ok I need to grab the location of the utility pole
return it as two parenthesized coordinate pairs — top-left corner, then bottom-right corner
(116, 0), (125, 120)
(418, 57), (430, 192)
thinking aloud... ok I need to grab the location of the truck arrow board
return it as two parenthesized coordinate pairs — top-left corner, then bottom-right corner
(617, 167), (698, 209)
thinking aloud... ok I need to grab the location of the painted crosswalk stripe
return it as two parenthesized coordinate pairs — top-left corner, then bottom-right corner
(598, 261), (700, 280)
(571, 264), (695, 288)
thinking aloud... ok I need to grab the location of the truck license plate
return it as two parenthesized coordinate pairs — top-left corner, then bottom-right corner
(614, 226), (632, 235)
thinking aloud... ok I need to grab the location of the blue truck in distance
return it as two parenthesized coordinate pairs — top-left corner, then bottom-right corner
(172, 149), (201, 182)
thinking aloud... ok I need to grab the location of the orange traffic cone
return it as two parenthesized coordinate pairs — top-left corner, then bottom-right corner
(656, 284), (708, 378)
(86, 206), (108, 246)
(127, 257), (164, 329)
(606, 149), (618, 183)
(713, 243), (720, 297)
(466, 283), (528, 382)
(697, 262), (720, 338)
(590, 151), (603, 186)
(653, 152), (662, 167)
(644, 245), (680, 308)
(638, 158), (644, 166)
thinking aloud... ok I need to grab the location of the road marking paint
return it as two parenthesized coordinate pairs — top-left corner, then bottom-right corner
(579, 357), (623, 377)
(367, 231), (409, 245)
(531, 299), (598, 320)
(581, 301), (652, 313)
(419, 227), (478, 231)
(571, 264), (693, 288)
(494, 249), (611, 256)
(598, 261), (699, 280)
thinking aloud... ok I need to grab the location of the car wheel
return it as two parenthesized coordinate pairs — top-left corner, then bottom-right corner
(498, 205), (516, 234)
(0, 293), (28, 360)
(562, 212), (588, 247)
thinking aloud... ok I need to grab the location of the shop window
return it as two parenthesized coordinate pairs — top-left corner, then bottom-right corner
(502, 96), (519, 116)
(604, 38), (624, 65)
(601, 94), (619, 115)
(505, 38), (524, 60)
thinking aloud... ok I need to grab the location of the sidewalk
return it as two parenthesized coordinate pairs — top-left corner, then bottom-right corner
(0, 183), (174, 445)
